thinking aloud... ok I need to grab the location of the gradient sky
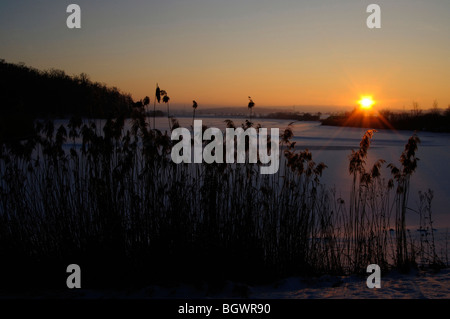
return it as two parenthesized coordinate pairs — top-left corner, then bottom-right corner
(1, 0), (449, 110)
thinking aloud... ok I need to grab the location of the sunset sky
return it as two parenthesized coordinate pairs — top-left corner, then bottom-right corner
(1, 0), (449, 111)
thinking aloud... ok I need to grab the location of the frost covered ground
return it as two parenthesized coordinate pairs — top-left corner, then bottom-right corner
(3, 268), (449, 299)
(250, 269), (450, 299)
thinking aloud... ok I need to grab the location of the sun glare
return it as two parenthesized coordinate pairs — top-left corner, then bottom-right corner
(358, 96), (375, 110)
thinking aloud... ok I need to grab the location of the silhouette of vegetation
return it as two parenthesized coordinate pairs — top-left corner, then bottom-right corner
(192, 100), (198, 127)
(153, 84), (161, 129)
(0, 62), (447, 291)
(0, 60), (134, 119)
(0, 108), (446, 291)
(160, 89), (171, 130)
(0, 59), (135, 142)
(322, 106), (450, 132)
(248, 96), (255, 121)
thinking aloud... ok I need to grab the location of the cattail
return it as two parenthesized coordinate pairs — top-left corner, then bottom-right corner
(143, 96), (150, 107)
(192, 100), (198, 127)
(153, 84), (161, 129)
(280, 125), (294, 146)
(161, 91), (171, 130)
(224, 119), (235, 129)
(248, 96), (255, 121)
(143, 95), (150, 121)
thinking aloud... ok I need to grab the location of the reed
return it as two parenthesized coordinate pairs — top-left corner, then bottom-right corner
(0, 108), (446, 290)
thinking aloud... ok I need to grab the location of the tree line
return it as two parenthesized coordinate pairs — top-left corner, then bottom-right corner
(0, 59), (136, 142)
(322, 106), (450, 132)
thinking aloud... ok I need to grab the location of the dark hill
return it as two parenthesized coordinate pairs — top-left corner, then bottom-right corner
(0, 59), (135, 141)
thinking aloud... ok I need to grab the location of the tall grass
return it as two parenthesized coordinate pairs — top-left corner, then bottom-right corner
(0, 108), (447, 290)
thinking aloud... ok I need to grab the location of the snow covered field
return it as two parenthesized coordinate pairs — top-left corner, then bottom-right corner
(4, 269), (449, 299)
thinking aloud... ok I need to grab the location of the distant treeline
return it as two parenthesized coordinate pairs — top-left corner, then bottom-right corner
(0, 59), (141, 141)
(322, 108), (450, 132)
(0, 60), (135, 118)
(263, 112), (321, 121)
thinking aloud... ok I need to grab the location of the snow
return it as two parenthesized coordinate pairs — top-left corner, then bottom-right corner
(251, 269), (450, 299)
(2, 269), (449, 299)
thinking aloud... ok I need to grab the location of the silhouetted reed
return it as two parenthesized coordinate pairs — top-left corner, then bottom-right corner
(192, 100), (198, 128)
(248, 96), (255, 121)
(0, 108), (446, 290)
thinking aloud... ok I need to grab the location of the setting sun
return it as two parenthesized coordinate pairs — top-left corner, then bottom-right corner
(358, 96), (375, 109)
